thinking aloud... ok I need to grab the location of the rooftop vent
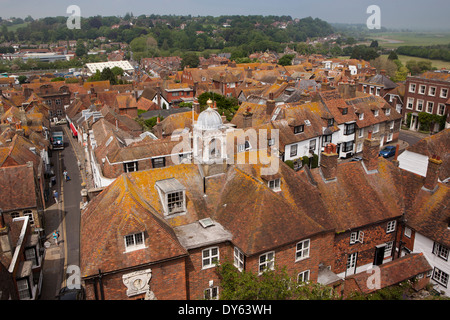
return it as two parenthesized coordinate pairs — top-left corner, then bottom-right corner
(199, 218), (215, 228)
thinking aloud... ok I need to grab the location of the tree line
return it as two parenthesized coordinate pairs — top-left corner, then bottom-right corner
(396, 44), (450, 62)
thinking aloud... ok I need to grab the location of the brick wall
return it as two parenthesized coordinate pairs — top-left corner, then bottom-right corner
(333, 219), (400, 275)
(84, 257), (187, 300)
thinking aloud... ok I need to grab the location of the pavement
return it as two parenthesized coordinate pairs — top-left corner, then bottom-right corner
(39, 125), (87, 300)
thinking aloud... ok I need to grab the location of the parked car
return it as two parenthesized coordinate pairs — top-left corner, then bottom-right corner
(379, 146), (396, 158)
(56, 286), (86, 300)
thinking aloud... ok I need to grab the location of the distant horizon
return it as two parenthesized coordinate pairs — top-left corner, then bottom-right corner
(0, 0), (449, 31)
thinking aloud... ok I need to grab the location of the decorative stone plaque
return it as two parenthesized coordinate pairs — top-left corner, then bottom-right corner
(122, 269), (152, 297)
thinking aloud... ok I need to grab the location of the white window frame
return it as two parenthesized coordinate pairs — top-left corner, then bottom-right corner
(440, 88), (448, 99)
(404, 226), (412, 238)
(428, 86), (436, 96)
(350, 231), (364, 244)
(389, 121), (395, 130)
(23, 210), (34, 226)
(438, 103), (446, 116)
(385, 108), (391, 116)
(268, 178), (281, 191)
(297, 270), (310, 283)
(376, 87), (381, 96)
(356, 142), (363, 153)
(204, 286), (219, 300)
(384, 241), (394, 258)
(387, 132), (393, 142)
(373, 123), (379, 133)
(433, 242), (449, 261)
(124, 161), (138, 173)
(233, 247), (245, 272)
(295, 239), (310, 261)
(359, 113), (364, 120)
(124, 232), (145, 253)
(426, 101), (434, 114)
(416, 99), (424, 111)
(358, 128), (364, 138)
(432, 268), (449, 288)
(202, 247), (219, 269)
(259, 251), (275, 274)
(290, 144), (298, 157)
(166, 191), (185, 215)
(386, 220), (396, 233)
(406, 97), (414, 110)
(374, 109), (379, 117)
(419, 85), (426, 95)
(409, 83), (416, 93)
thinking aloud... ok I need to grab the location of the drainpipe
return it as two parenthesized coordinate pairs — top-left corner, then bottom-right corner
(98, 269), (105, 300)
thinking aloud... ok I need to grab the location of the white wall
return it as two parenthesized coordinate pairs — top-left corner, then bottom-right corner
(413, 232), (450, 296)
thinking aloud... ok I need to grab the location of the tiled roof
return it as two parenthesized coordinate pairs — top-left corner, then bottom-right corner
(345, 253), (431, 294)
(80, 174), (188, 277)
(0, 164), (37, 212)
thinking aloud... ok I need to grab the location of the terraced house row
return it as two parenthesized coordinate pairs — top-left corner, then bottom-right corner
(79, 102), (449, 300)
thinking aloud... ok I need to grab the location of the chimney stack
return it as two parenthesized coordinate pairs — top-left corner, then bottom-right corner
(320, 143), (338, 180)
(155, 116), (163, 139)
(380, 70), (386, 76)
(424, 155), (442, 191)
(266, 93), (276, 115)
(242, 106), (253, 128)
(362, 130), (380, 172)
(392, 144), (400, 167)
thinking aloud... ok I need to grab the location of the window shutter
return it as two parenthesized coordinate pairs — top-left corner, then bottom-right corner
(358, 231), (364, 243)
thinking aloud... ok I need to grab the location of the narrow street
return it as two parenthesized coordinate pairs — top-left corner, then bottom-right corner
(39, 125), (83, 299)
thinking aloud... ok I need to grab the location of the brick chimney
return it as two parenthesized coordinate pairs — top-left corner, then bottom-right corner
(392, 144), (400, 167)
(320, 143), (338, 180)
(154, 116), (163, 139)
(362, 130), (380, 172)
(242, 106), (253, 128)
(424, 155), (442, 191)
(266, 92), (276, 115)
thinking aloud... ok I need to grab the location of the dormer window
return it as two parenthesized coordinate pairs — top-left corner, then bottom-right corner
(359, 113), (364, 120)
(385, 108), (391, 116)
(268, 178), (281, 191)
(294, 125), (304, 134)
(124, 232), (145, 252)
(374, 109), (379, 117)
(341, 108), (348, 115)
(327, 118), (334, 127)
(156, 178), (186, 217)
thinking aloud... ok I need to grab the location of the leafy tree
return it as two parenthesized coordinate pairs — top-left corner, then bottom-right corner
(180, 52), (199, 69)
(387, 51), (398, 60)
(216, 261), (340, 300)
(278, 54), (295, 66)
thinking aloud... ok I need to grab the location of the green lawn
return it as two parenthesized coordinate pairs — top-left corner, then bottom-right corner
(372, 32), (450, 49)
(380, 54), (450, 70)
(6, 22), (28, 32)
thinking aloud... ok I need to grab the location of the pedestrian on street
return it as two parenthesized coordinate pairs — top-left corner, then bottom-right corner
(63, 170), (70, 181)
(53, 190), (59, 204)
(53, 231), (60, 245)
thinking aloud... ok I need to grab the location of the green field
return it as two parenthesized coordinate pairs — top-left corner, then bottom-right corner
(6, 22), (28, 32)
(372, 32), (450, 49)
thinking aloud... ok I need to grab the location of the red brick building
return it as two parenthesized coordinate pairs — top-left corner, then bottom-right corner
(403, 70), (450, 132)
(80, 130), (436, 299)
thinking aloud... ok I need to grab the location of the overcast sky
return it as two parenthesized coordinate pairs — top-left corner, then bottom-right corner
(1, 0), (449, 30)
